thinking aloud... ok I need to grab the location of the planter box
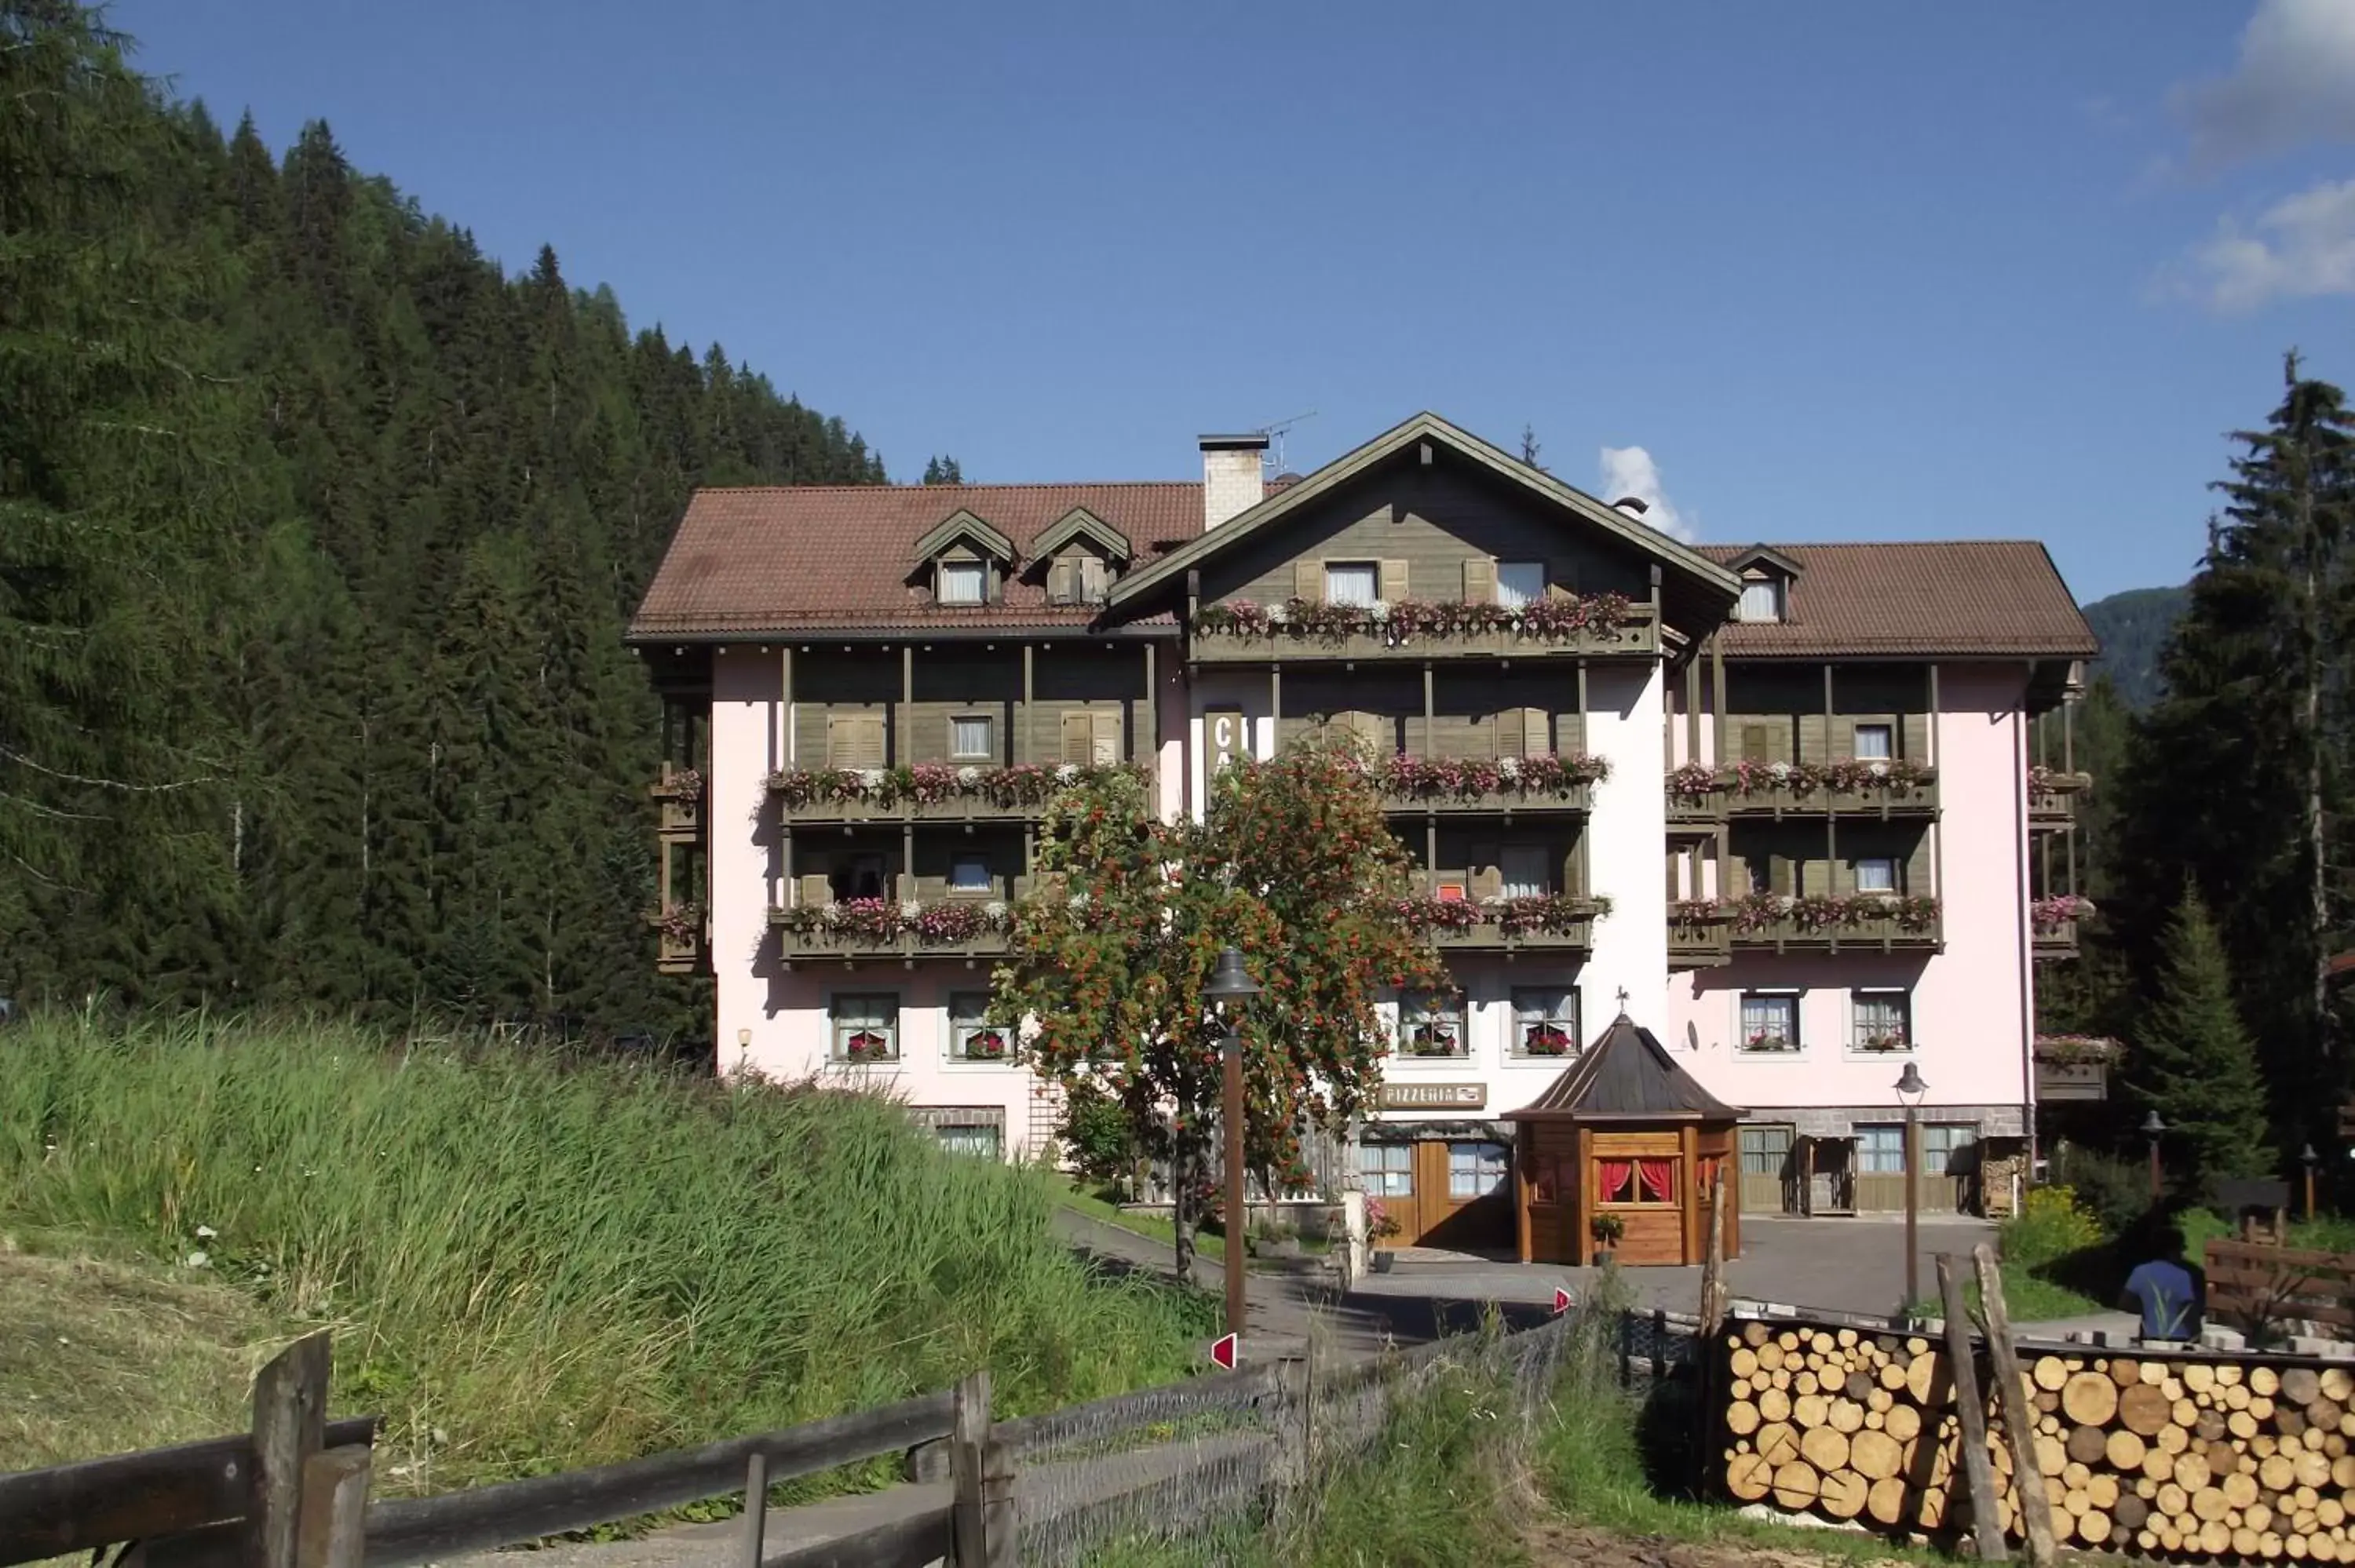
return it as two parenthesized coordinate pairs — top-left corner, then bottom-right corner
(1190, 609), (1659, 665)
(1730, 912), (1943, 953)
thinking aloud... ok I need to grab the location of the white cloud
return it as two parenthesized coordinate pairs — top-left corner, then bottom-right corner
(2166, 177), (2355, 311)
(2174, 0), (2355, 170)
(1597, 447), (1694, 542)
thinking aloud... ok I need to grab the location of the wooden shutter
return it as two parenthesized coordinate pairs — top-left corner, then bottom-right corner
(827, 713), (885, 769)
(1740, 724), (1772, 765)
(1462, 558), (1496, 603)
(1499, 707), (1548, 758)
(1292, 560), (1323, 603)
(1469, 862), (1504, 901)
(1378, 559), (1410, 603)
(1769, 854), (1794, 895)
(1060, 709), (1094, 765)
(798, 873), (833, 907)
(1090, 709), (1123, 764)
(1046, 557), (1076, 604)
(1079, 556), (1109, 603)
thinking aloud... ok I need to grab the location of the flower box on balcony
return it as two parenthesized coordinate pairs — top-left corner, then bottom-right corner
(1373, 753), (1608, 811)
(766, 762), (1146, 819)
(1189, 595), (1655, 662)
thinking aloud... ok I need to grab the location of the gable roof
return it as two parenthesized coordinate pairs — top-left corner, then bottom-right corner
(1029, 505), (1132, 567)
(629, 483), (1206, 639)
(910, 508), (1016, 566)
(1724, 545), (1806, 578)
(1105, 411), (1743, 611)
(1502, 1012), (1744, 1123)
(1696, 542), (2098, 659)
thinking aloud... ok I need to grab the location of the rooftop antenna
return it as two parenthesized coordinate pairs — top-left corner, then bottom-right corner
(1254, 410), (1317, 476)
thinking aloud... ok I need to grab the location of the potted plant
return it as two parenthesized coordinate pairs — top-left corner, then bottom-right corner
(1365, 1197), (1402, 1272)
(1590, 1211), (1625, 1267)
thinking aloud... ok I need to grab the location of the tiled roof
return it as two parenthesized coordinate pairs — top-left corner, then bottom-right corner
(629, 483), (1210, 638)
(1699, 542), (2098, 658)
(1504, 1012), (1744, 1123)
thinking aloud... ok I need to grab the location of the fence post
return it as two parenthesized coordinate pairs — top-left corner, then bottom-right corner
(952, 1372), (1013, 1566)
(293, 1447), (371, 1568)
(248, 1333), (331, 1568)
(739, 1451), (768, 1568)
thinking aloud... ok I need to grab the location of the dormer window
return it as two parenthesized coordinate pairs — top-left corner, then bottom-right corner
(937, 559), (985, 605)
(1727, 545), (1804, 625)
(1030, 506), (1133, 607)
(1736, 576), (1782, 622)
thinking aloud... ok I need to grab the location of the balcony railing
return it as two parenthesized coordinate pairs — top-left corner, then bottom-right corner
(1393, 893), (1605, 954)
(1375, 753), (1604, 816)
(1665, 760), (1938, 821)
(2029, 768), (2090, 830)
(649, 764), (704, 838)
(2032, 895), (2092, 961)
(766, 763), (1147, 824)
(1188, 596), (1659, 664)
(771, 888), (1035, 961)
(650, 904), (706, 975)
(1668, 907), (1733, 969)
(1680, 892), (1944, 954)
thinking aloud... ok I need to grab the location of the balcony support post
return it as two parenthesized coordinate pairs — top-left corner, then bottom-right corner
(1270, 662), (1281, 755)
(1422, 660), (1434, 759)
(1711, 635), (1727, 773)
(903, 822), (915, 903)
(1141, 641), (1156, 783)
(782, 645), (794, 768)
(900, 644), (913, 769)
(1576, 658), (1589, 756)
(1684, 650), (1701, 765)
(1020, 645), (1033, 766)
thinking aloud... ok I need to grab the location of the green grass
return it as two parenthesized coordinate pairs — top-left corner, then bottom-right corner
(0, 1012), (1213, 1492)
(1054, 1180), (1225, 1262)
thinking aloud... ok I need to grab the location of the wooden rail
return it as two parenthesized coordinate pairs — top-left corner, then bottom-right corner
(2205, 1238), (2355, 1335)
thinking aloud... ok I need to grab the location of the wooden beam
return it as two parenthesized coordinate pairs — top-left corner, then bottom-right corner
(1938, 1255), (2010, 1563)
(249, 1333), (330, 1568)
(1422, 660), (1434, 759)
(1020, 644), (1033, 766)
(1711, 634), (1727, 770)
(1514, 1135), (1534, 1264)
(1680, 1122), (1701, 1264)
(294, 1446), (372, 1568)
(899, 644), (913, 768)
(781, 645), (794, 768)
(950, 1371), (991, 1568)
(1141, 641), (1157, 799)
(1975, 1242), (2057, 1567)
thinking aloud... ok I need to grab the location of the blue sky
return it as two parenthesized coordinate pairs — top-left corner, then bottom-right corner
(119, 1), (2355, 602)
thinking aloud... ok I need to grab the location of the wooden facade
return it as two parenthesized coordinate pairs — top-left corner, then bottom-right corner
(1505, 1013), (1745, 1267)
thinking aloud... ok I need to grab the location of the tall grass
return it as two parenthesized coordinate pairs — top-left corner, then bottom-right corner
(0, 1012), (1210, 1490)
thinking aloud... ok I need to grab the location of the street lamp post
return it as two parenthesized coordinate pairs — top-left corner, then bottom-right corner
(2303, 1144), (2320, 1223)
(2141, 1111), (2167, 1205)
(1204, 947), (1261, 1346)
(1895, 1063), (1928, 1314)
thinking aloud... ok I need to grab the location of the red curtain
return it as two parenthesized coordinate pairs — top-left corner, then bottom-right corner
(1638, 1158), (1676, 1203)
(1597, 1160), (1633, 1203)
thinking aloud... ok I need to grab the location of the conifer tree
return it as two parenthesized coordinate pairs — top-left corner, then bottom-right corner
(2132, 887), (2275, 1191)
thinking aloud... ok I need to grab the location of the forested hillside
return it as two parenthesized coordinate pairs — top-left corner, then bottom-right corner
(2079, 585), (2187, 709)
(1, 4), (883, 1033)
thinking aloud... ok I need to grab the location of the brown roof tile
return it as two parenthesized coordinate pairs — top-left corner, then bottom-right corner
(1698, 542), (2097, 658)
(629, 483), (1209, 638)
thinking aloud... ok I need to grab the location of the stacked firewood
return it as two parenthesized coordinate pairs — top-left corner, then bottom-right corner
(1720, 1320), (2355, 1559)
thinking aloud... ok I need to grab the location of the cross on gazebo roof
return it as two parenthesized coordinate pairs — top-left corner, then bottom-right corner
(1615, 986), (1630, 1012)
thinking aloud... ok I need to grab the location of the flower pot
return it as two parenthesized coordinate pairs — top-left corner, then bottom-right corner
(1370, 1250), (1397, 1274)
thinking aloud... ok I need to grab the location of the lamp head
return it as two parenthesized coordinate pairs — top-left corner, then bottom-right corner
(2303, 1143), (2320, 1167)
(1893, 1062), (1928, 1107)
(2141, 1110), (2166, 1138)
(1204, 946), (1261, 1008)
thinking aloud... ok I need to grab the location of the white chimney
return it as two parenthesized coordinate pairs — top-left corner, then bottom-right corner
(1199, 433), (1269, 531)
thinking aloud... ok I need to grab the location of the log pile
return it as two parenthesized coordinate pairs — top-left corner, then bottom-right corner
(1719, 1317), (2355, 1560)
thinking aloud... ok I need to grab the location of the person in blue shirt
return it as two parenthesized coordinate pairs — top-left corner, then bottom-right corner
(2120, 1214), (2203, 1343)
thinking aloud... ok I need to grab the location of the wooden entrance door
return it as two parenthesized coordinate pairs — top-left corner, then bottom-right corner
(1360, 1139), (1513, 1250)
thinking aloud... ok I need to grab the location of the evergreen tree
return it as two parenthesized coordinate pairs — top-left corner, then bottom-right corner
(1519, 425), (1543, 469)
(2132, 887), (2274, 1191)
(922, 455), (963, 484)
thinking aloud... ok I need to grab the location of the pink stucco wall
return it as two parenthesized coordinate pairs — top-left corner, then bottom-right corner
(1667, 663), (2035, 1118)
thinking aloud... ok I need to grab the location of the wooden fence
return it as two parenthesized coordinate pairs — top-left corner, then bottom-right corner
(2205, 1238), (2355, 1340)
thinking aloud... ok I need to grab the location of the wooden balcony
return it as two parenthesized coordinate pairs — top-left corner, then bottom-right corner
(1721, 898), (1944, 954)
(1668, 917), (1733, 970)
(649, 765), (704, 841)
(1188, 601), (1659, 665)
(2032, 921), (2081, 961)
(769, 881), (1035, 964)
(650, 907), (706, 975)
(1411, 897), (1603, 954)
(1664, 764), (1938, 822)
(1378, 782), (1593, 818)
(2029, 770), (2090, 831)
(768, 764), (1148, 826)
(2031, 895), (2090, 961)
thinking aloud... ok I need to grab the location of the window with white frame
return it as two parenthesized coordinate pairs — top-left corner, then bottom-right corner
(1400, 990), (1466, 1057)
(936, 1122), (1002, 1159)
(1736, 578), (1781, 622)
(1511, 986), (1579, 1058)
(948, 991), (1010, 1061)
(937, 560), (985, 605)
(831, 994), (899, 1062)
(1922, 1123), (1978, 1176)
(1499, 845), (1550, 899)
(1448, 1142), (1510, 1200)
(1853, 856), (1897, 894)
(1324, 561), (1378, 607)
(1739, 993), (1798, 1052)
(1496, 560), (1546, 610)
(951, 714), (994, 759)
(1853, 723), (1893, 760)
(1855, 1124), (1906, 1175)
(1358, 1142), (1413, 1196)
(948, 855), (993, 893)
(1853, 990), (1911, 1052)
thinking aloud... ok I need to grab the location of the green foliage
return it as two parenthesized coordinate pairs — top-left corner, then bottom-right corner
(2046, 1143), (2152, 1237)
(2003, 1185), (2106, 1268)
(2133, 887), (2275, 1190)
(2081, 586), (2189, 711)
(0, 3), (888, 1032)
(1057, 1077), (1141, 1185)
(995, 746), (1442, 1273)
(0, 1011), (1209, 1489)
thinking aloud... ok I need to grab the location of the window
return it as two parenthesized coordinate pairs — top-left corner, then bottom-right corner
(1496, 560), (1546, 610)
(831, 853), (889, 902)
(937, 1123), (1002, 1159)
(1740, 993), (1798, 1052)
(1597, 1157), (1678, 1205)
(1499, 845), (1550, 899)
(1747, 859), (1773, 895)
(1736, 578), (1780, 622)
(949, 991), (1010, 1061)
(1078, 555), (1111, 603)
(831, 994), (899, 1062)
(1853, 856), (1897, 894)
(949, 855), (993, 893)
(1922, 1123), (1978, 1176)
(1511, 987), (1579, 1058)
(1740, 1125), (1794, 1177)
(1853, 724), (1893, 760)
(937, 560), (985, 605)
(1855, 1124), (1906, 1175)
(1359, 1142), (1413, 1197)
(1448, 1142), (1510, 1200)
(1400, 991), (1466, 1057)
(1324, 561), (1378, 607)
(951, 715), (993, 759)
(1853, 990), (1911, 1052)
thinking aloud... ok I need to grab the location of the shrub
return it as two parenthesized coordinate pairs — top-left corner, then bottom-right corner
(2003, 1184), (2105, 1269)
(2047, 1144), (2152, 1238)
(1057, 1078), (1140, 1187)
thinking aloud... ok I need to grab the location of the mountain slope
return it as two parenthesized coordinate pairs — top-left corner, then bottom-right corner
(2080, 585), (2187, 709)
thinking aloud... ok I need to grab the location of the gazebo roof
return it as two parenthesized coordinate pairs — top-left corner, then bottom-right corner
(1502, 1012), (1745, 1124)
